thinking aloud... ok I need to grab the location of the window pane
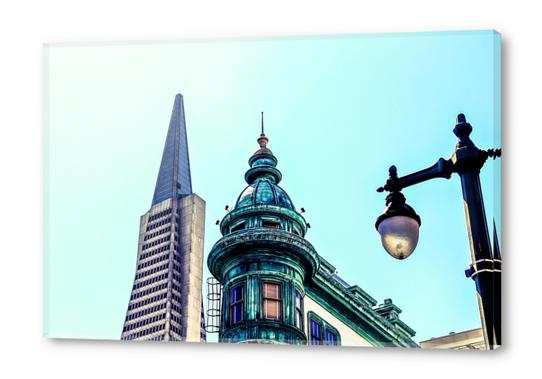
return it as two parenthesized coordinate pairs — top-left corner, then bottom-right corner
(264, 299), (281, 320)
(325, 330), (338, 345)
(295, 310), (303, 329)
(262, 219), (280, 229)
(231, 285), (243, 303)
(262, 282), (282, 320)
(295, 291), (303, 329)
(310, 319), (322, 345)
(264, 282), (280, 299)
(230, 284), (244, 325)
(232, 303), (243, 324)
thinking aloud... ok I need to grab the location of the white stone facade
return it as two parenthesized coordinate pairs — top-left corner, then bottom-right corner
(121, 195), (205, 342)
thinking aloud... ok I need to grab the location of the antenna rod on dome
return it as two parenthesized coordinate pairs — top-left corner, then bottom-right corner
(261, 111), (265, 136)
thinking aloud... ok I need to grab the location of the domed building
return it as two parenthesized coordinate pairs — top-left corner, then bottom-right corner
(207, 122), (417, 347)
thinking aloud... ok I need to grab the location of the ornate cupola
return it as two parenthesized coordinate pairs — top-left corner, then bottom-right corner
(216, 114), (310, 240)
(208, 115), (319, 344)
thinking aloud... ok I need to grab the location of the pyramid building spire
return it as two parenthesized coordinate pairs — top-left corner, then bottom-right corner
(152, 94), (192, 205)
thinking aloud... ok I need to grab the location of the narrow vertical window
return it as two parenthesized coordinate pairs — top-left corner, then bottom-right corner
(309, 318), (322, 345)
(230, 221), (245, 233)
(262, 219), (281, 229)
(295, 291), (303, 329)
(263, 282), (282, 320)
(324, 329), (338, 346)
(229, 284), (244, 325)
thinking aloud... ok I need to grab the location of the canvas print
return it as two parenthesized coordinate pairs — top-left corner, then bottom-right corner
(44, 30), (501, 349)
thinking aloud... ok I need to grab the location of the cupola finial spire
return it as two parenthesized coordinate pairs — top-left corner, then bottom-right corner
(257, 111), (269, 149)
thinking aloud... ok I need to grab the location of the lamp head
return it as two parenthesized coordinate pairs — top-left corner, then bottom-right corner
(375, 191), (421, 260)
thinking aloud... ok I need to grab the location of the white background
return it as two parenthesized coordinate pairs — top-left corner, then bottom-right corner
(0, 1), (539, 378)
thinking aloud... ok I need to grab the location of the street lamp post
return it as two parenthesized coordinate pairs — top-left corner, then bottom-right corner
(375, 114), (501, 349)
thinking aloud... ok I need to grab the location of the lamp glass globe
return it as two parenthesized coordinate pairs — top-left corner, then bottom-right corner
(377, 215), (420, 259)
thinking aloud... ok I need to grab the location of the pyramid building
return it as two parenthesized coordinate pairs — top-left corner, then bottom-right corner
(121, 94), (206, 342)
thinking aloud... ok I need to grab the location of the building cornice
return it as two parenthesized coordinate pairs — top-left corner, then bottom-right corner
(208, 228), (319, 283)
(308, 273), (418, 347)
(219, 204), (307, 236)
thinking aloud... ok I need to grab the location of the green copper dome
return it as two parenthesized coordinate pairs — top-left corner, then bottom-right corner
(234, 132), (295, 211)
(236, 181), (295, 210)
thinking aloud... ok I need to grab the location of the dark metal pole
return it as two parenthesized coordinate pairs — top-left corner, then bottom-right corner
(458, 171), (496, 348)
(453, 114), (500, 349)
(493, 220), (502, 348)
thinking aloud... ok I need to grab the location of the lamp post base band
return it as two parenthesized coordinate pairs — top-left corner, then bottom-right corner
(465, 259), (502, 279)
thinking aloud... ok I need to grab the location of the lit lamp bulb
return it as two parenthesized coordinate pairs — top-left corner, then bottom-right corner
(375, 192), (421, 260)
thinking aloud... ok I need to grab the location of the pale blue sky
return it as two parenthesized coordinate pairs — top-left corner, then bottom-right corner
(44, 30), (500, 343)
